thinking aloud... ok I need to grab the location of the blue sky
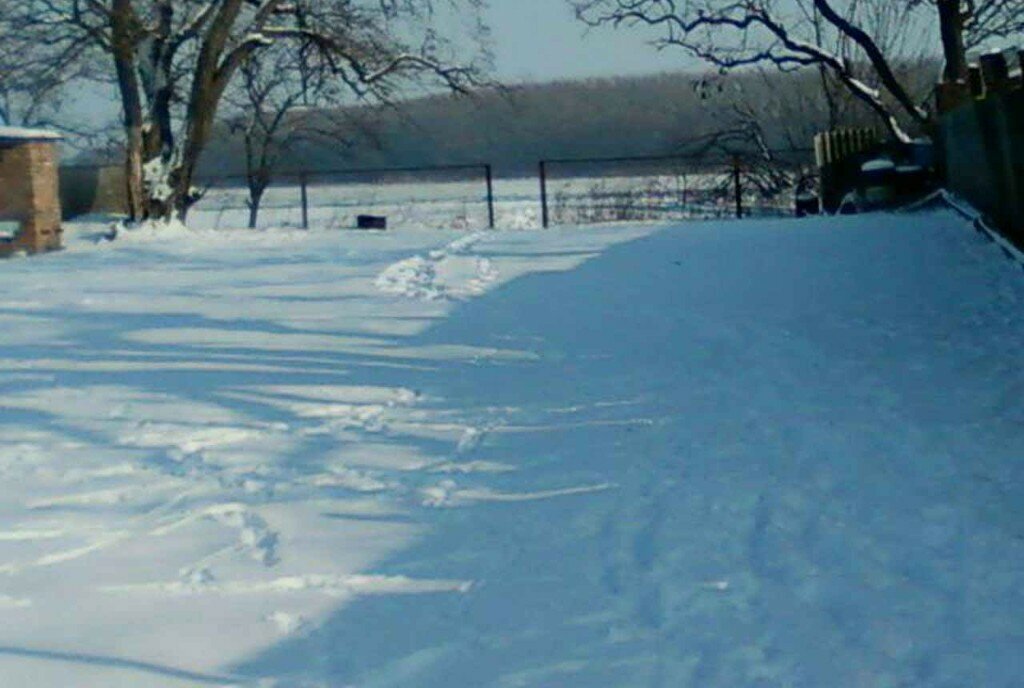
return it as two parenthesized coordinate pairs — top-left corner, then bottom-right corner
(486, 0), (696, 81)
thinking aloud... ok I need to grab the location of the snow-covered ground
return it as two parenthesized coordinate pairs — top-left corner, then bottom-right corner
(1, 210), (1023, 687)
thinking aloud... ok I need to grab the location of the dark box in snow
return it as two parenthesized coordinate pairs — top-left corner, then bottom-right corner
(357, 215), (387, 230)
(795, 194), (820, 217)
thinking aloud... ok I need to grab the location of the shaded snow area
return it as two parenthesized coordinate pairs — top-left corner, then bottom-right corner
(0, 211), (1023, 687)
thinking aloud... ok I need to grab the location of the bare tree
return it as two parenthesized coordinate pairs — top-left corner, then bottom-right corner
(225, 43), (321, 229)
(694, 63), (888, 152)
(681, 110), (809, 211)
(223, 40), (387, 229)
(929, 0), (1024, 81)
(0, 14), (106, 138)
(572, 0), (1022, 141)
(0, 1), (487, 224)
(964, 0), (1024, 48)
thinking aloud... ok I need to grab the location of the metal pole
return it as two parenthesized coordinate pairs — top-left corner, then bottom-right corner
(485, 164), (495, 230)
(732, 157), (743, 219)
(300, 172), (309, 230)
(539, 161), (549, 229)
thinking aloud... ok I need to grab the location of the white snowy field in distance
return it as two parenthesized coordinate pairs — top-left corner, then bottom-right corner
(189, 173), (769, 232)
(0, 209), (1022, 687)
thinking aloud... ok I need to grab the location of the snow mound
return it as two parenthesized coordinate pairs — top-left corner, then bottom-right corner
(375, 232), (494, 300)
(375, 254), (442, 300)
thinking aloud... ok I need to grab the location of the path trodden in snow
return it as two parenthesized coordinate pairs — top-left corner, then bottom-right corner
(0, 211), (1022, 687)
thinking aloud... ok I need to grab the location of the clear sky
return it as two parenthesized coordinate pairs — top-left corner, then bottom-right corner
(486, 0), (697, 82)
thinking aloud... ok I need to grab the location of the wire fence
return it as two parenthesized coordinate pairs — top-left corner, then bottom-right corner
(60, 148), (816, 230)
(538, 150), (816, 228)
(191, 163), (495, 231)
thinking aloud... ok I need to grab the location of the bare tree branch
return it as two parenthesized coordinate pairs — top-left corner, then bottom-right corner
(572, 0), (1015, 141)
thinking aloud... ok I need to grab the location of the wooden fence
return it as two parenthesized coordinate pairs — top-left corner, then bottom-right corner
(938, 48), (1024, 246)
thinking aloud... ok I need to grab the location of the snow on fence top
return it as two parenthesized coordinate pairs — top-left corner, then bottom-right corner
(0, 126), (63, 145)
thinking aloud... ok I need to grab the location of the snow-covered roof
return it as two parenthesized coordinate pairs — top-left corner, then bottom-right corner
(0, 126), (63, 144)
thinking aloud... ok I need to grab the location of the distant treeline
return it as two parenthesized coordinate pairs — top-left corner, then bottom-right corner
(80, 66), (939, 178)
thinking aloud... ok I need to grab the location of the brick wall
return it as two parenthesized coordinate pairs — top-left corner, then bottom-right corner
(0, 141), (63, 256)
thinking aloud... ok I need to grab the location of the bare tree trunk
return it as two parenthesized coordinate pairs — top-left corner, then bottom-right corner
(174, 86), (224, 222)
(938, 0), (969, 83)
(245, 152), (271, 230)
(122, 115), (145, 222)
(247, 189), (265, 229)
(167, 0), (246, 222)
(111, 0), (144, 221)
(149, 0), (176, 162)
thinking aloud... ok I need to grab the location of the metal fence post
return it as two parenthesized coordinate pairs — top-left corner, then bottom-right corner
(732, 157), (743, 219)
(485, 164), (495, 230)
(539, 160), (549, 229)
(300, 172), (309, 230)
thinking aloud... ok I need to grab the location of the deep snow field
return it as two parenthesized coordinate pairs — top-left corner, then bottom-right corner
(0, 210), (1022, 687)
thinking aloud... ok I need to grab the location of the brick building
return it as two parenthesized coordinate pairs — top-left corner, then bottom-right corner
(0, 126), (64, 257)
